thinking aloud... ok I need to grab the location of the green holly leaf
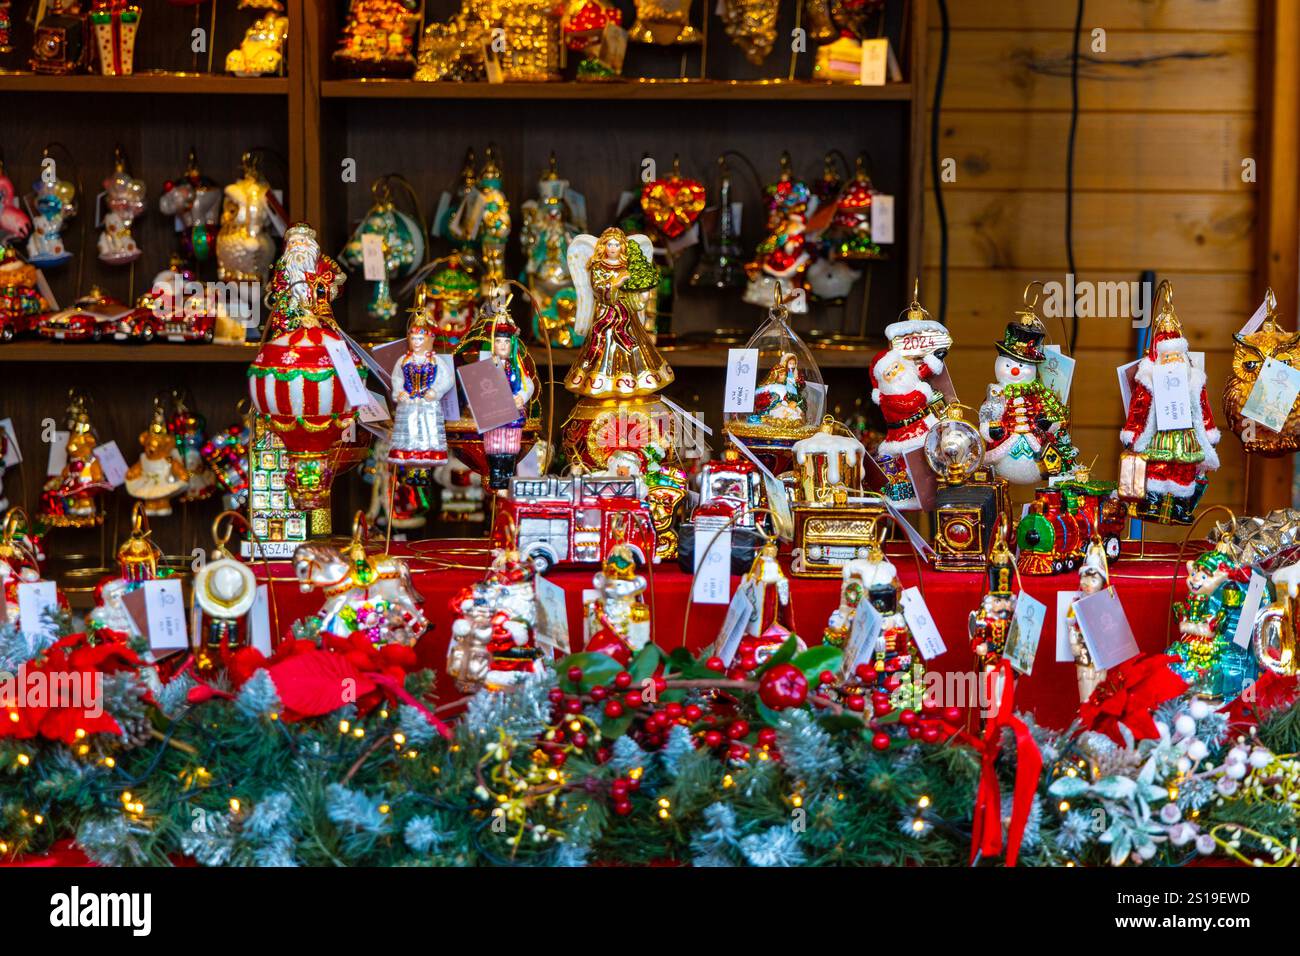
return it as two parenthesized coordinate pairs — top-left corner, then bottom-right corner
(628, 645), (662, 684)
(753, 635), (801, 678)
(665, 647), (714, 680)
(792, 645), (842, 683)
(557, 652), (623, 693)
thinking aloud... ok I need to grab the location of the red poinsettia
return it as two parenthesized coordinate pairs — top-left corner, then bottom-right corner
(0, 632), (143, 744)
(1220, 671), (1300, 730)
(1079, 653), (1188, 744)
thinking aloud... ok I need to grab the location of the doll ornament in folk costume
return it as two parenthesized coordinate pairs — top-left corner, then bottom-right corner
(562, 227), (676, 472)
(869, 288), (950, 506)
(387, 309), (454, 474)
(1223, 287), (1300, 457)
(1168, 535), (1255, 702)
(125, 400), (190, 519)
(447, 545), (544, 693)
(1066, 538), (1110, 703)
(247, 223), (362, 514)
(1119, 281), (1220, 525)
(979, 289), (1078, 485)
(583, 542), (651, 665)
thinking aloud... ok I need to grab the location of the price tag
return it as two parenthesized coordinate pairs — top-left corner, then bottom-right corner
(16, 580), (60, 641)
(250, 584), (274, 655)
(516, 443), (542, 478)
(92, 440), (130, 489)
(1004, 592), (1047, 677)
(665, 222), (700, 257)
(1240, 296), (1271, 335)
(714, 580), (754, 665)
(1073, 586), (1139, 670)
(842, 600), (882, 677)
(1242, 357), (1300, 434)
(322, 335), (371, 409)
(358, 389), (391, 424)
(143, 579), (189, 653)
(1152, 361), (1192, 431)
(564, 187), (588, 230)
(692, 527), (732, 605)
(0, 418), (21, 467)
(360, 233), (386, 281)
(45, 430), (69, 477)
(534, 574), (571, 656)
(1116, 359), (1139, 412)
(457, 359), (521, 433)
(1235, 572), (1268, 649)
(860, 37), (889, 85)
(1055, 591), (1082, 663)
(723, 348), (759, 414)
(870, 192), (895, 245)
(1041, 345), (1076, 404)
(436, 354), (461, 422)
(899, 587), (946, 660)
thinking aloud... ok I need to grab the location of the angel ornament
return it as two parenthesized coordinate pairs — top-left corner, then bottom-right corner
(565, 227), (673, 399)
(388, 310), (454, 471)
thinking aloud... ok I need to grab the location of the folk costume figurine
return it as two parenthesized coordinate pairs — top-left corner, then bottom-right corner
(583, 542), (651, 665)
(1119, 281), (1220, 524)
(387, 310), (454, 471)
(125, 400), (190, 518)
(1066, 538), (1110, 703)
(1168, 536), (1254, 702)
(979, 288), (1078, 485)
(483, 311), (536, 489)
(869, 289), (949, 506)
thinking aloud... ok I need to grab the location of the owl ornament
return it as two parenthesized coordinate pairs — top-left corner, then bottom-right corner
(1224, 287), (1300, 457)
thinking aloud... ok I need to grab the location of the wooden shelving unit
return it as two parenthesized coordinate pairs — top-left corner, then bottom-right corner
(0, 73), (290, 95)
(320, 78), (914, 101)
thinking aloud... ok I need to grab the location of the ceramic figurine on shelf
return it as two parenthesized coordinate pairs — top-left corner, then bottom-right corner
(1168, 535), (1255, 702)
(159, 150), (221, 265)
(628, 0), (701, 44)
(39, 394), (110, 530)
(520, 155), (584, 347)
(979, 287), (1078, 485)
(388, 310), (455, 472)
(27, 167), (76, 268)
(97, 148), (145, 265)
(226, 2), (289, 77)
(968, 536), (1017, 675)
(217, 154), (277, 284)
(744, 154), (813, 314)
(582, 542), (651, 664)
(333, 0), (422, 78)
(90, 1), (141, 77)
(125, 400), (190, 519)
(448, 545), (543, 692)
(339, 177), (425, 325)
(1119, 281), (1220, 525)
(1066, 538), (1110, 702)
(562, 0), (627, 80)
(1223, 288), (1300, 457)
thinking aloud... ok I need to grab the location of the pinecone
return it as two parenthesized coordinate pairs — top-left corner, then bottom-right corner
(118, 715), (154, 749)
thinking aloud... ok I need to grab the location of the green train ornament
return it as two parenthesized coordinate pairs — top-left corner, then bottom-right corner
(1015, 471), (1126, 576)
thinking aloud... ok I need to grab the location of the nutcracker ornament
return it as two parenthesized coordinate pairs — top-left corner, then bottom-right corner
(869, 288), (950, 506)
(339, 176), (425, 327)
(38, 392), (110, 529)
(247, 223), (363, 513)
(968, 533), (1017, 676)
(217, 153), (278, 284)
(1066, 538), (1110, 702)
(744, 154), (813, 314)
(125, 399), (189, 519)
(1168, 535), (1255, 702)
(387, 309), (455, 473)
(1223, 288), (1300, 457)
(979, 286), (1078, 485)
(158, 150), (221, 265)
(27, 164), (77, 268)
(97, 148), (145, 265)
(582, 542), (651, 664)
(1119, 281), (1221, 525)
(520, 155), (583, 347)
(447, 545), (544, 692)
(90, 1), (141, 77)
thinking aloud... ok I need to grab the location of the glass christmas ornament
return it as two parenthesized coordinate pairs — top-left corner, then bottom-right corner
(27, 162), (76, 268)
(192, 513), (259, 677)
(582, 542), (651, 664)
(1224, 287), (1300, 457)
(520, 154), (584, 347)
(924, 403), (983, 483)
(387, 309), (454, 473)
(339, 176), (426, 326)
(0, 158), (31, 243)
(38, 391), (110, 530)
(967, 533), (1018, 676)
(416, 254), (478, 350)
(744, 154), (814, 314)
(159, 149), (220, 265)
(125, 397), (189, 519)
(448, 545), (544, 691)
(90, 1), (141, 77)
(1168, 533), (1255, 702)
(628, 0), (701, 44)
(166, 388), (217, 503)
(721, 0), (779, 64)
(827, 155), (886, 262)
(30, 0), (89, 74)
(0, 244), (51, 343)
(689, 156), (745, 292)
(226, 4), (288, 77)
(200, 402), (252, 511)
(333, 0), (422, 78)
(1066, 538), (1110, 702)
(98, 147), (145, 265)
(563, 0), (627, 80)
(217, 153), (277, 284)
(640, 157), (705, 242)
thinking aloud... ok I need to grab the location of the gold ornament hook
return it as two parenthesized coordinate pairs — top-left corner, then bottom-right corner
(130, 500), (149, 539)
(1023, 280), (1044, 310)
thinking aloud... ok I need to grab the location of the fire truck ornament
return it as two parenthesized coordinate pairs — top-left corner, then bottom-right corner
(447, 546), (544, 692)
(676, 445), (765, 574)
(583, 542), (651, 664)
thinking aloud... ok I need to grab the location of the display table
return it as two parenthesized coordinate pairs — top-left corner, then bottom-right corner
(256, 538), (1203, 730)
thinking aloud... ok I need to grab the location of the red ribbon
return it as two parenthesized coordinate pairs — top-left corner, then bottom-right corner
(962, 661), (1042, 867)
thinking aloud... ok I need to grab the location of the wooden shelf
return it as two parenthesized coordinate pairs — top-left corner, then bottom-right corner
(321, 78), (912, 102)
(0, 72), (290, 95)
(0, 343), (260, 363)
(544, 343), (875, 369)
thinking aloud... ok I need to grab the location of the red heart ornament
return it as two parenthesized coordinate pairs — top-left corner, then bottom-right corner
(640, 175), (706, 240)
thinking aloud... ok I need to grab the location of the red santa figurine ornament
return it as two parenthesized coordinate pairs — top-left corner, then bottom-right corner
(1119, 280), (1220, 525)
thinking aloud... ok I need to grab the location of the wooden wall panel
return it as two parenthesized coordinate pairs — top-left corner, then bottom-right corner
(934, 0), (1257, 33)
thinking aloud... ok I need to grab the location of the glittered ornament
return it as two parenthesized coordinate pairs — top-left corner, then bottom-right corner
(639, 159), (705, 241)
(1224, 288), (1300, 457)
(90, 1), (141, 77)
(629, 0), (701, 44)
(720, 0), (779, 64)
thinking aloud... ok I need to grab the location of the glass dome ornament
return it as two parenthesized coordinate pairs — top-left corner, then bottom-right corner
(724, 283), (825, 461)
(924, 404), (985, 484)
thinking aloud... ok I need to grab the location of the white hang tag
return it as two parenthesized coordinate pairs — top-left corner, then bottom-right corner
(436, 354), (461, 422)
(360, 232), (386, 282)
(805, 380), (828, 422)
(1152, 361), (1193, 431)
(665, 222), (700, 257)
(46, 430), (70, 477)
(337, 326), (392, 388)
(883, 500), (936, 560)
(1116, 359), (1139, 412)
(692, 527), (732, 605)
(0, 418), (22, 466)
(1055, 591), (1082, 663)
(723, 348), (760, 414)
(250, 584), (274, 655)
(93, 440), (130, 489)
(1241, 357), (1300, 434)
(267, 190), (288, 238)
(659, 394), (713, 435)
(432, 191), (454, 239)
(842, 600), (883, 676)
(730, 201), (743, 234)
(1240, 296), (1270, 335)
(1041, 345), (1076, 404)
(322, 335), (371, 409)
(1074, 586), (1139, 670)
(869, 192), (895, 245)
(1234, 572), (1268, 649)
(17, 579), (60, 641)
(563, 187), (588, 230)
(728, 434), (793, 539)
(714, 579), (754, 665)
(1004, 592), (1047, 677)
(516, 443), (542, 478)
(358, 389), (391, 424)
(534, 574), (571, 656)
(900, 587), (945, 660)
(859, 37), (888, 85)
(144, 579), (190, 652)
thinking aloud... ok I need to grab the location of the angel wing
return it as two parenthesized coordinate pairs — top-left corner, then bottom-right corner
(567, 233), (597, 338)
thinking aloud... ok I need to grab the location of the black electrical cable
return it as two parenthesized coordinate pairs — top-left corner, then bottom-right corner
(930, 0), (950, 324)
(1066, 0), (1085, 354)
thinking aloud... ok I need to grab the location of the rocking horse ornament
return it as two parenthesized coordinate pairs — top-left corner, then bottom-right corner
(292, 513), (427, 648)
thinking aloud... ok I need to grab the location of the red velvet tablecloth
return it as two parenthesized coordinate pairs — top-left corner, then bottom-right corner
(258, 538), (1199, 731)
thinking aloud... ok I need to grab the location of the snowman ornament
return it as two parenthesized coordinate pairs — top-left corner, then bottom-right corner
(978, 295), (1077, 485)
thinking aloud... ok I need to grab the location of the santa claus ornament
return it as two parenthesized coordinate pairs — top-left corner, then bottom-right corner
(1119, 280), (1220, 525)
(868, 287), (949, 506)
(978, 285), (1078, 485)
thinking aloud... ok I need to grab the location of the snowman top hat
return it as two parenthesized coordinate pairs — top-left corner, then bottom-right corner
(995, 282), (1048, 364)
